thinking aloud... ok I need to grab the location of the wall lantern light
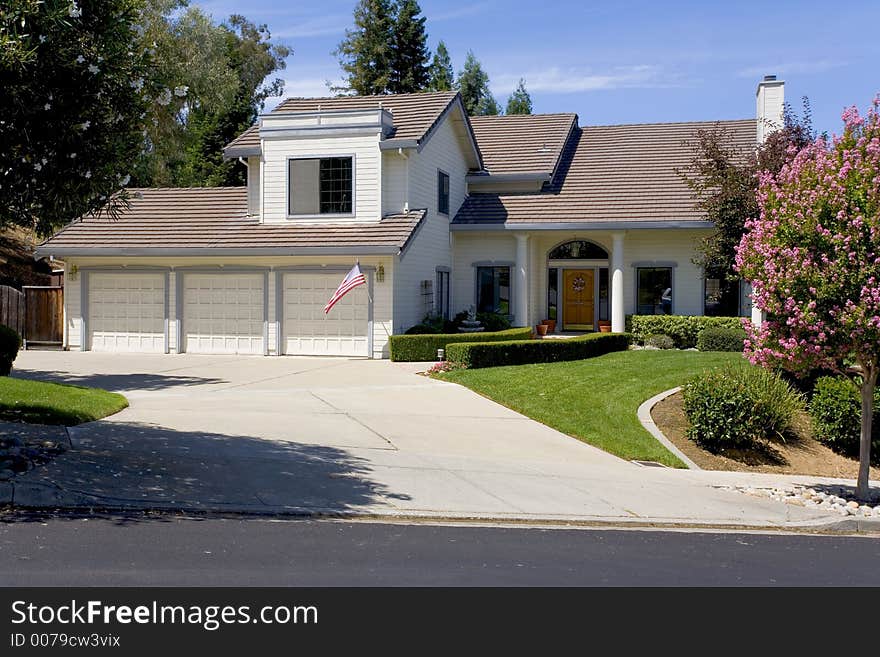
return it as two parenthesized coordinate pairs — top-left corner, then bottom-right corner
(376, 264), (385, 283)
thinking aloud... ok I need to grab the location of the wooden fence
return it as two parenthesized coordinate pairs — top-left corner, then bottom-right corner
(0, 284), (63, 346)
(0, 285), (26, 337)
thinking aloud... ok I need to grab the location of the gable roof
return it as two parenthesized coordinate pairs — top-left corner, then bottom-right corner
(223, 91), (474, 159)
(35, 188), (427, 256)
(453, 118), (757, 228)
(468, 113), (577, 177)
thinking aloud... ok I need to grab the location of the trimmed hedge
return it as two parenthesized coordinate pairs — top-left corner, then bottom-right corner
(644, 334), (674, 350)
(630, 315), (744, 349)
(445, 332), (631, 369)
(696, 326), (747, 352)
(809, 377), (880, 462)
(0, 325), (22, 376)
(389, 327), (533, 362)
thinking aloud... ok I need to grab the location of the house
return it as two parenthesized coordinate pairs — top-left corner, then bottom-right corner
(36, 76), (785, 358)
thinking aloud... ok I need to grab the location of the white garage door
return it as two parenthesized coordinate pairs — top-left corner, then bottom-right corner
(182, 273), (265, 355)
(89, 273), (166, 352)
(282, 273), (369, 356)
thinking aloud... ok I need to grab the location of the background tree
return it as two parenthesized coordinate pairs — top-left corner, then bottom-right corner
(427, 40), (453, 91)
(505, 79), (532, 115)
(333, 0), (394, 95)
(388, 0), (429, 94)
(679, 100), (814, 314)
(736, 97), (880, 499)
(133, 4), (288, 187)
(0, 0), (157, 236)
(456, 51), (495, 116)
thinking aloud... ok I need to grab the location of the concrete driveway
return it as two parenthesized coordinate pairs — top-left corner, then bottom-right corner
(5, 351), (863, 530)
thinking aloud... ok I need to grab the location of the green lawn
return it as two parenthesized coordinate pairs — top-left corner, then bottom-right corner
(0, 377), (128, 425)
(441, 350), (742, 467)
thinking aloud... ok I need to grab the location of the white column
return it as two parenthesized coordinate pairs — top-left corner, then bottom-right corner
(514, 233), (529, 328)
(611, 232), (625, 333)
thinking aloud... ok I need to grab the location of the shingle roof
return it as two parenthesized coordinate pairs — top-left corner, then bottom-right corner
(37, 188), (426, 255)
(223, 91), (460, 158)
(468, 113), (577, 175)
(453, 118), (757, 226)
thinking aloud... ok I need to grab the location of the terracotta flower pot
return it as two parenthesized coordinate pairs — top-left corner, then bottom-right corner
(542, 319), (556, 333)
(599, 324), (612, 333)
(535, 323), (548, 337)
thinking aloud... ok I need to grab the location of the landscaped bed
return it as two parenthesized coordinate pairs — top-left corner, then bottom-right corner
(652, 391), (880, 479)
(438, 350), (740, 467)
(0, 377), (128, 425)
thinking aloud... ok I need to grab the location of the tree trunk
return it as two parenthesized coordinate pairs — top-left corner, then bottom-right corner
(856, 368), (877, 501)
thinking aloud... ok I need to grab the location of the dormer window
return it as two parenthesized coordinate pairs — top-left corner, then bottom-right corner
(437, 170), (450, 215)
(288, 156), (353, 216)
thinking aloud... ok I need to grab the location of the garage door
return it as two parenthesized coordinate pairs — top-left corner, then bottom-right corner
(282, 273), (369, 356)
(182, 273), (265, 355)
(88, 272), (166, 352)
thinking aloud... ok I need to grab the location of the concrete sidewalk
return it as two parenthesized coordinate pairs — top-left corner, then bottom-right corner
(4, 351), (878, 532)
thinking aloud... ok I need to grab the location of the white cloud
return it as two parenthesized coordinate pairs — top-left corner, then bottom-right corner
(269, 76), (343, 102)
(430, 2), (492, 22)
(491, 65), (681, 95)
(273, 14), (350, 39)
(736, 60), (845, 78)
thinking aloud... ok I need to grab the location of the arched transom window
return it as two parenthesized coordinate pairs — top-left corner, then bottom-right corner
(548, 240), (608, 260)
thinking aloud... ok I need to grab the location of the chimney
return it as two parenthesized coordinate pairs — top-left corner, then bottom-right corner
(756, 74), (784, 143)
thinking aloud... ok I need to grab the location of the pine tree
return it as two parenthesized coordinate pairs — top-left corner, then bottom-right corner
(477, 94), (501, 116)
(505, 79), (532, 115)
(334, 0), (395, 95)
(388, 0), (430, 93)
(456, 50), (494, 116)
(427, 40), (454, 91)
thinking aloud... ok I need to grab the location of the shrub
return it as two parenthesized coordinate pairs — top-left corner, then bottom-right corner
(389, 327), (533, 362)
(445, 333), (631, 369)
(449, 310), (511, 332)
(809, 377), (880, 462)
(682, 364), (805, 451)
(404, 324), (438, 335)
(644, 334), (674, 350)
(630, 315), (743, 348)
(0, 325), (22, 376)
(697, 326), (747, 352)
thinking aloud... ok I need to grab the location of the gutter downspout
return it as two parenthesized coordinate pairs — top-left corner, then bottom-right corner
(398, 147), (410, 213)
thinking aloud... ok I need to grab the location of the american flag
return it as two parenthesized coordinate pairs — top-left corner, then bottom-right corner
(323, 263), (367, 314)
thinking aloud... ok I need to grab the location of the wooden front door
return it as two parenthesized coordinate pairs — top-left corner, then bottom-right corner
(563, 269), (595, 330)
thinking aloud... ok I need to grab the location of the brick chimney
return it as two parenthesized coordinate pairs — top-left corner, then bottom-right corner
(756, 75), (785, 143)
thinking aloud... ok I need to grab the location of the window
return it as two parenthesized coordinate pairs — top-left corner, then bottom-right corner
(598, 268), (609, 321)
(476, 266), (510, 315)
(637, 267), (673, 315)
(436, 269), (450, 320)
(704, 277), (741, 316)
(548, 240), (607, 260)
(437, 170), (450, 215)
(547, 268), (558, 320)
(288, 157), (352, 216)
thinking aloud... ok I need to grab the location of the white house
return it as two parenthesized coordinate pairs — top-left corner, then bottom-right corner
(36, 76), (785, 358)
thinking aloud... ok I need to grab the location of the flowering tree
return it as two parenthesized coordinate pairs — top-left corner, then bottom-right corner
(736, 97), (880, 499)
(0, 0), (160, 236)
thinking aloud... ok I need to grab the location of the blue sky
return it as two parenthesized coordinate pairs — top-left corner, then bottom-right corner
(195, 0), (879, 135)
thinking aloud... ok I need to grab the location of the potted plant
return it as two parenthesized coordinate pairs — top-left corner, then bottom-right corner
(535, 323), (548, 337)
(541, 319), (556, 333)
(598, 320), (612, 333)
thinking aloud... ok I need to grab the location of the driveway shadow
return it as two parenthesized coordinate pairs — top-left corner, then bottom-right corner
(11, 370), (227, 392)
(13, 421), (410, 513)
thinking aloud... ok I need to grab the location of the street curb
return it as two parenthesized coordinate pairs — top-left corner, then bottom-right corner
(636, 387), (701, 470)
(3, 497), (879, 535)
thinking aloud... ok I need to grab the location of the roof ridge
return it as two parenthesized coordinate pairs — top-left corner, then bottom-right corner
(584, 118), (755, 129)
(470, 112), (578, 120)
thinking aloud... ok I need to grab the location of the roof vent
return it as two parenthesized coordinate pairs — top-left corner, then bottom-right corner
(538, 142), (550, 153)
(763, 74), (777, 81)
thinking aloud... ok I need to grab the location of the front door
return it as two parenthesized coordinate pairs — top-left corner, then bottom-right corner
(563, 269), (595, 331)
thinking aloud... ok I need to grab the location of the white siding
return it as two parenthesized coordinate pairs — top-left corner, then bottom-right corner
(261, 134), (381, 224)
(391, 115), (471, 332)
(64, 266), (82, 350)
(247, 156), (260, 216)
(382, 151), (408, 215)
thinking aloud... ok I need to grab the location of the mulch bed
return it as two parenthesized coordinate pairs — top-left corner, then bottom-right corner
(652, 391), (880, 478)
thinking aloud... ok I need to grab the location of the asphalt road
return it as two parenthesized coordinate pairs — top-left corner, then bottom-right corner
(1, 515), (878, 586)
